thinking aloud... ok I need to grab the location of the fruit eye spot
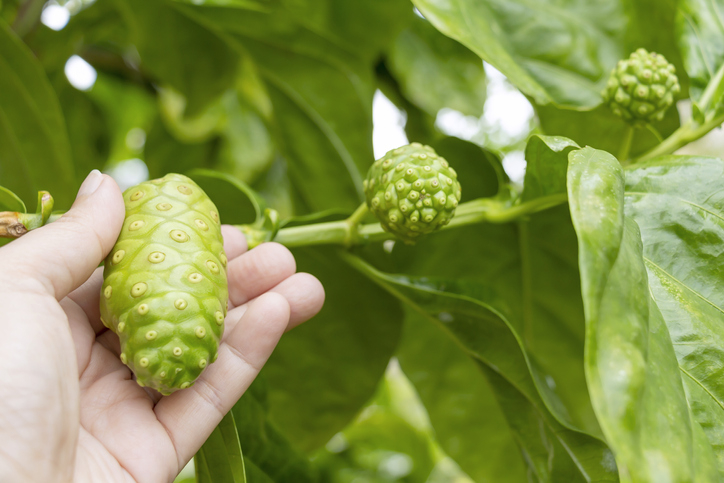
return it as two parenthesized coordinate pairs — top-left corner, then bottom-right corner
(145, 330), (157, 340)
(139, 357), (149, 368)
(104, 286), (113, 298)
(210, 211), (219, 223)
(194, 219), (209, 231)
(199, 359), (207, 368)
(156, 203), (172, 211)
(130, 190), (145, 201)
(206, 261), (219, 273)
(120, 353), (127, 364)
(170, 230), (189, 242)
(177, 185), (192, 195)
(195, 326), (206, 338)
(220, 253), (227, 267)
(148, 252), (166, 263)
(129, 220), (145, 231)
(188, 273), (203, 283)
(131, 282), (147, 298)
(173, 347), (183, 356)
(112, 250), (125, 264)
(159, 371), (166, 378)
(175, 299), (188, 310)
(138, 304), (149, 315)
(118, 322), (126, 332)
(215, 311), (224, 325)
(180, 382), (191, 389)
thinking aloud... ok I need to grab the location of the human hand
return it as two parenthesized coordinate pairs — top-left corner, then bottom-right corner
(0, 171), (325, 483)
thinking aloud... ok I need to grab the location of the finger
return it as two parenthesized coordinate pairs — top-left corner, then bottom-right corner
(221, 225), (247, 260)
(227, 242), (296, 307)
(66, 267), (105, 334)
(0, 171), (125, 300)
(154, 292), (290, 468)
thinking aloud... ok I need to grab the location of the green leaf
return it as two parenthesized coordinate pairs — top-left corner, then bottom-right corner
(0, 19), (75, 209)
(232, 376), (317, 482)
(0, 185), (25, 212)
(624, 155), (724, 475)
(567, 147), (719, 481)
(260, 247), (404, 452)
(346, 254), (618, 481)
(428, 136), (503, 200)
(521, 134), (579, 201)
(121, 0), (240, 116)
(396, 310), (529, 482)
(387, 16), (486, 117)
(196, 411), (247, 483)
(410, 0), (624, 108)
(187, 169), (264, 224)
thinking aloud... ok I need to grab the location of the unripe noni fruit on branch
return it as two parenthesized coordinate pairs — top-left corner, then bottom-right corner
(602, 48), (680, 125)
(364, 143), (462, 243)
(100, 174), (228, 395)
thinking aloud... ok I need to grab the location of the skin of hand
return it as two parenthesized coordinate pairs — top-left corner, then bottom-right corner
(0, 171), (325, 483)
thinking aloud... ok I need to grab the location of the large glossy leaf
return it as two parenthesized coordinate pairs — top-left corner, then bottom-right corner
(346, 254), (618, 481)
(396, 309), (528, 482)
(0, 185), (25, 212)
(411, 0), (624, 108)
(568, 147), (719, 481)
(260, 247), (404, 452)
(195, 411), (247, 483)
(387, 16), (486, 117)
(624, 156), (724, 475)
(0, 19), (75, 208)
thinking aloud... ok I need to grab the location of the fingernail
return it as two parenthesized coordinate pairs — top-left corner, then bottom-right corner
(77, 170), (103, 198)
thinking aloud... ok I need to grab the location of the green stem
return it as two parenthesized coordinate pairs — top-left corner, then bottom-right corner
(634, 112), (724, 163)
(270, 194), (568, 248)
(618, 126), (635, 163)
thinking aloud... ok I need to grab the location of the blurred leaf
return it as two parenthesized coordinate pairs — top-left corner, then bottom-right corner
(388, 17), (486, 117)
(54, 78), (111, 182)
(397, 309), (528, 482)
(188, 169), (264, 224)
(537, 103), (680, 159)
(196, 411), (247, 483)
(0, 185), (25, 212)
(260, 247), (404, 452)
(232, 376), (317, 482)
(121, 0), (240, 116)
(624, 156), (724, 475)
(346, 255), (618, 481)
(568, 147), (720, 481)
(677, 0), (724, 101)
(0, 19), (75, 208)
(145, 118), (218, 179)
(428, 136), (503, 201)
(411, 0), (624, 108)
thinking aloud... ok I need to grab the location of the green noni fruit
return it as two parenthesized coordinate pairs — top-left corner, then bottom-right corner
(100, 174), (228, 395)
(364, 143), (462, 243)
(602, 48), (680, 124)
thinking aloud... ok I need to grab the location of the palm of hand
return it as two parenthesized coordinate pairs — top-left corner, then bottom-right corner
(0, 173), (324, 483)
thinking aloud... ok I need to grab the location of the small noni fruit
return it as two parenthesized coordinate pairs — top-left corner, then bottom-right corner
(602, 48), (680, 124)
(100, 174), (228, 395)
(364, 143), (462, 243)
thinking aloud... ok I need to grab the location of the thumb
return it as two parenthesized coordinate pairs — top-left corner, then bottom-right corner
(0, 170), (126, 300)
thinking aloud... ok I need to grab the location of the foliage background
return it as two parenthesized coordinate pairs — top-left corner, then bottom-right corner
(3, 0), (724, 482)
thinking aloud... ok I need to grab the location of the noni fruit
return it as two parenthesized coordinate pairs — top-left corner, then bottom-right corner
(364, 143), (462, 243)
(603, 48), (680, 124)
(100, 174), (228, 395)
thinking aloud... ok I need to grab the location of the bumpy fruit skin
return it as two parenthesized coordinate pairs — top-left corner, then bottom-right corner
(364, 143), (461, 243)
(100, 174), (228, 395)
(602, 48), (680, 125)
